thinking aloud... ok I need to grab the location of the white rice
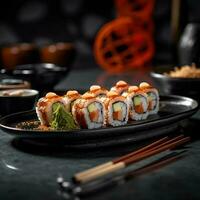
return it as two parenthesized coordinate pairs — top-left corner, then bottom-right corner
(107, 100), (129, 127)
(84, 102), (104, 129)
(147, 89), (159, 115)
(126, 94), (149, 121)
(72, 99), (105, 129)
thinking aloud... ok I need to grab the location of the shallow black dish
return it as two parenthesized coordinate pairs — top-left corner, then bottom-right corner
(0, 63), (70, 91)
(150, 66), (200, 101)
(0, 89), (39, 117)
(0, 95), (198, 148)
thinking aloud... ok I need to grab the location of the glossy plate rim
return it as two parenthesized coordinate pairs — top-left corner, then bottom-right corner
(0, 95), (198, 139)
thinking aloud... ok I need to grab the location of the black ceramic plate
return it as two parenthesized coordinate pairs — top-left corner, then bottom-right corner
(150, 66), (200, 101)
(0, 95), (198, 148)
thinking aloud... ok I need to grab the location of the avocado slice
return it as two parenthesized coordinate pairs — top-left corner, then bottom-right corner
(113, 102), (122, 112)
(133, 96), (141, 106)
(88, 103), (97, 113)
(148, 92), (155, 101)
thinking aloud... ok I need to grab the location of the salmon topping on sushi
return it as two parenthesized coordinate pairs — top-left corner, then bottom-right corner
(111, 81), (129, 95)
(66, 90), (80, 98)
(90, 85), (101, 92)
(139, 82), (151, 89)
(128, 86), (139, 93)
(107, 91), (119, 98)
(116, 80), (128, 87)
(82, 93), (96, 99)
(45, 92), (59, 99)
(89, 85), (108, 98)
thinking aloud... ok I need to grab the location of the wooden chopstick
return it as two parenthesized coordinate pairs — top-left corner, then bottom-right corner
(78, 137), (190, 183)
(128, 151), (185, 179)
(75, 136), (190, 183)
(124, 137), (189, 165)
(74, 136), (170, 180)
(70, 151), (185, 197)
(113, 135), (184, 163)
(74, 135), (183, 181)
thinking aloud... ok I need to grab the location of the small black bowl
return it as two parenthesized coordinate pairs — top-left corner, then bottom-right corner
(0, 89), (39, 117)
(0, 63), (70, 92)
(0, 78), (31, 90)
(150, 66), (200, 101)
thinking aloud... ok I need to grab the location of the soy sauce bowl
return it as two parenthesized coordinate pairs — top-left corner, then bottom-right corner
(0, 89), (39, 117)
(150, 67), (200, 101)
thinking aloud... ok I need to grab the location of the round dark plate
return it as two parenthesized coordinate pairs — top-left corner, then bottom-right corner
(0, 95), (198, 148)
(150, 67), (200, 101)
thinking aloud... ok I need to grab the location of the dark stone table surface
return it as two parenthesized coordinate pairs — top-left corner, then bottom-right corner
(1, 68), (200, 200)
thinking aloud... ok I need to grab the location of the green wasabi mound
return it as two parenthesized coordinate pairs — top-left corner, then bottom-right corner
(50, 102), (78, 130)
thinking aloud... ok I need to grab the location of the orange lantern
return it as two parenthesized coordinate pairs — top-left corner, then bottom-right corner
(94, 17), (154, 73)
(115, 0), (155, 20)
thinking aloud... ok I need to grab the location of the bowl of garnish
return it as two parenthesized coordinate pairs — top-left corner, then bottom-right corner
(150, 63), (200, 101)
(0, 89), (39, 117)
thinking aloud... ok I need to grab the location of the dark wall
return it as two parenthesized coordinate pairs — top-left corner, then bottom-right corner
(0, 0), (199, 67)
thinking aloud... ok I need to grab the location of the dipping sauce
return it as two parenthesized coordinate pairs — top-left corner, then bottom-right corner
(0, 89), (38, 97)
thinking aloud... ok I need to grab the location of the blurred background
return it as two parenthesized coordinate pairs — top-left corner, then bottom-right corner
(0, 0), (200, 93)
(0, 0), (199, 67)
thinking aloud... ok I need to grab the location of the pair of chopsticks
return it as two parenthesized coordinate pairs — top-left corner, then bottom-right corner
(57, 135), (190, 197)
(73, 135), (190, 183)
(68, 150), (185, 197)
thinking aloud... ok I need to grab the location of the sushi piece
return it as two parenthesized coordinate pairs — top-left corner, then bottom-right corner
(64, 90), (81, 112)
(110, 80), (129, 95)
(139, 82), (159, 115)
(103, 91), (129, 127)
(123, 86), (149, 120)
(36, 92), (67, 126)
(89, 85), (108, 98)
(72, 93), (105, 129)
(36, 92), (78, 130)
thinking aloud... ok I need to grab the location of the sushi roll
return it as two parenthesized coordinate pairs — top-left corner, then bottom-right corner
(110, 80), (129, 95)
(72, 93), (105, 129)
(89, 85), (108, 98)
(64, 90), (81, 112)
(123, 86), (149, 120)
(139, 82), (159, 115)
(36, 92), (68, 126)
(103, 91), (129, 127)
